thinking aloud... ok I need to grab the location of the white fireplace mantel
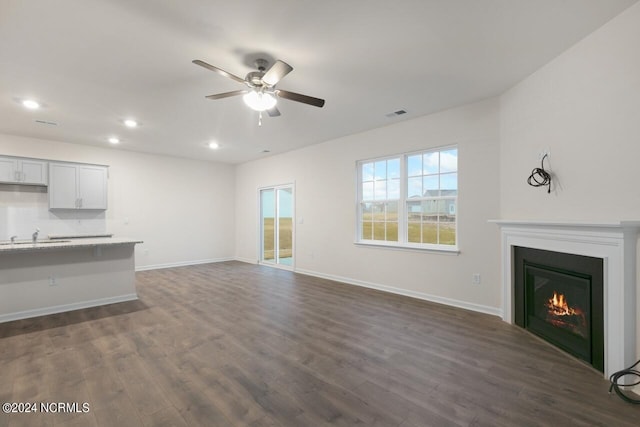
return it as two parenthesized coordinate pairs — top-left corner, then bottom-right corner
(490, 219), (639, 378)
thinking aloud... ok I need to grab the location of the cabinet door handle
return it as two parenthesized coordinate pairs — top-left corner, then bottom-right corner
(79, 198), (83, 208)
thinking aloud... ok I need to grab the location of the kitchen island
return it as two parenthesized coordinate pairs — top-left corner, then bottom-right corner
(0, 237), (142, 323)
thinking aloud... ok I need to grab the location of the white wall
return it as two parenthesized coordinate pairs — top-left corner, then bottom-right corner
(499, 3), (640, 355)
(500, 3), (640, 220)
(236, 98), (502, 314)
(0, 134), (236, 269)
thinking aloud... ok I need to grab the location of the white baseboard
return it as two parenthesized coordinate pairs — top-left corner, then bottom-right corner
(135, 258), (502, 317)
(295, 267), (503, 318)
(234, 256), (258, 264)
(0, 294), (139, 324)
(136, 257), (234, 272)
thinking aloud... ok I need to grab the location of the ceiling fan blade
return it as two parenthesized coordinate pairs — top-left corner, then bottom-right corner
(276, 90), (325, 108)
(205, 90), (248, 100)
(193, 59), (246, 84)
(266, 106), (281, 117)
(262, 60), (293, 86)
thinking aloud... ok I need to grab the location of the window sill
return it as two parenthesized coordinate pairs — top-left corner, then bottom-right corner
(354, 241), (460, 255)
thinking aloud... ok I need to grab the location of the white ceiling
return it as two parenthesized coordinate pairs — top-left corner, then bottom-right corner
(0, 0), (637, 164)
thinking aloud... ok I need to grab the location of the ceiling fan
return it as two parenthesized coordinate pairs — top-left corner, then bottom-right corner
(193, 58), (325, 122)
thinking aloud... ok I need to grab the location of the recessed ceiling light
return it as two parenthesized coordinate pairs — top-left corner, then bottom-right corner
(124, 119), (138, 128)
(22, 99), (40, 110)
(108, 137), (120, 144)
(208, 141), (219, 149)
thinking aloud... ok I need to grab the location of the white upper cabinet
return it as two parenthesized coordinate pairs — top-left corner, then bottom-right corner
(0, 156), (48, 185)
(49, 162), (108, 210)
(48, 163), (78, 209)
(0, 157), (16, 182)
(20, 159), (48, 185)
(77, 165), (108, 209)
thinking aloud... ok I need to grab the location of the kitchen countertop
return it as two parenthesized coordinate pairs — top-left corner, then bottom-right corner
(48, 233), (114, 239)
(0, 237), (143, 253)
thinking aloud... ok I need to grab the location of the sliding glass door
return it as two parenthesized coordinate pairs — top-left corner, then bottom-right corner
(260, 185), (294, 267)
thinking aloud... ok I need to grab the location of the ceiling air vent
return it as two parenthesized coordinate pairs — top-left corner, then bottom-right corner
(35, 119), (58, 126)
(385, 109), (407, 118)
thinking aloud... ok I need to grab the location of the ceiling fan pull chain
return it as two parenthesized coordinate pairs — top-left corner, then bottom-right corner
(258, 111), (263, 127)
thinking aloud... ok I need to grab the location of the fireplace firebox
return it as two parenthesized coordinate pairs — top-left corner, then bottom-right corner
(514, 247), (604, 372)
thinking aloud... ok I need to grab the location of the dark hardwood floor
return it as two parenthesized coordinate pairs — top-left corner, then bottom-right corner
(0, 261), (638, 426)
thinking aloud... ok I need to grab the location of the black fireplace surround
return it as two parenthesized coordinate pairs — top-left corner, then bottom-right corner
(514, 246), (604, 372)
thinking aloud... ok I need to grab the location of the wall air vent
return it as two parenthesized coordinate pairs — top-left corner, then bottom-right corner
(35, 119), (58, 126)
(385, 109), (407, 118)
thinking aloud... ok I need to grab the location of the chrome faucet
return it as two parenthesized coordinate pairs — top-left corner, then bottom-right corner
(10, 235), (17, 243)
(32, 228), (40, 243)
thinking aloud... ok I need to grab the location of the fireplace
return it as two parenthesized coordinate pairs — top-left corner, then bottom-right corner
(514, 247), (604, 372)
(491, 220), (639, 379)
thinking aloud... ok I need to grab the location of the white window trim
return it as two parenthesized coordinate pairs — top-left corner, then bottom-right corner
(355, 145), (458, 252)
(354, 241), (460, 255)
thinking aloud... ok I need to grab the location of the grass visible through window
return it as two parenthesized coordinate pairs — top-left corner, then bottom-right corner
(263, 218), (293, 260)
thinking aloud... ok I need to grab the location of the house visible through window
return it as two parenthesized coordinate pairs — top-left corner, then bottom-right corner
(357, 147), (458, 250)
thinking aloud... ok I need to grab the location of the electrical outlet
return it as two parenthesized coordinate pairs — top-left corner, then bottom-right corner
(472, 273), (481, 285)
(48, 276), (57, 286)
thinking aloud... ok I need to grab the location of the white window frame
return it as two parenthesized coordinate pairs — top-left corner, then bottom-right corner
(355, 145), (459, 253)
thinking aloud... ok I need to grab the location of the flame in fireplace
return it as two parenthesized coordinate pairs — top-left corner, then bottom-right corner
(545, 291), (587, 337)
(547, 291), (582, 317)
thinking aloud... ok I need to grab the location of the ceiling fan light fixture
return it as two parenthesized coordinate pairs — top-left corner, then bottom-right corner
(243, 91), (277, 112)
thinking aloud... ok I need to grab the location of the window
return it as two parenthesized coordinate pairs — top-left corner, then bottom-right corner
(360, 158), (400, 242)
(357, 147), (458, 250)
